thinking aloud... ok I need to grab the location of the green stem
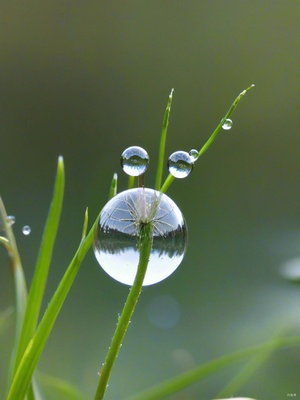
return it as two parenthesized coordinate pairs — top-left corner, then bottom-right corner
(155, 89), (174, 191)
(94, 222), (154, 400)
(160, 84), (255, 194)
(197, 84), (254, 159)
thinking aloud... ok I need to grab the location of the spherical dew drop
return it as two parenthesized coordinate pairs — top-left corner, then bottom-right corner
(6, 215), (16, 227)
(22, 225), (31, 236)
(189, 149), (199, 162)
(222, 118), (233, 130)
(121, 146), (149, 176)
(93, 188), (187, 286)
(167, 151), (193, 179)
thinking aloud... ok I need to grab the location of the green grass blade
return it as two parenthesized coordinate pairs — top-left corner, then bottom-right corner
(160, 85), (254, 193)
(109, 173), (118, 199)
(6, 211), (98, 400)
(127, 175), (135, 189)
(197, 84), (255, 159)
(215, 338), (278, 398)
(126, 335), (300, 400)
(155, 89), (174, 191)
(0, 197), (27, 338)
(94, 222), (153, 400)
(215, 327), (284, 398)
(11, 156), (65, 380)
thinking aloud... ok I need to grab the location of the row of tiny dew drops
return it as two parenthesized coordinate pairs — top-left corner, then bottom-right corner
(5, 215), (31, 236)
(92, 117), (233, 286)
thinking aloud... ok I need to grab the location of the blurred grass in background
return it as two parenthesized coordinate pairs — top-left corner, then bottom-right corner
(1, 2), (300, 398)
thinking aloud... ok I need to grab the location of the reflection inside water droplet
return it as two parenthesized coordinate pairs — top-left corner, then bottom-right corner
(6, 215), (16, 227)
(121, 146), (149, 176)
(167, 151), (193, 179)
(93, 188), (187, 286)
(188, 149), (198, 162)
(22, 225), (31, 236)
(222, 118), (233, 130)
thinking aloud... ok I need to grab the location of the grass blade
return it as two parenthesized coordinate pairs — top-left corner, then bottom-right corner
(0, 198), (27, 339)
(155, 89), (174, 191)
(160, 85), (255, 193)
(109, 173), (118, 199)
(126, 335), (300, 400)
(11, 156), (65, 380)
(6, 210), (98, 400)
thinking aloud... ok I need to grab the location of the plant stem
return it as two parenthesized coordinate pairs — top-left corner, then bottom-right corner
(155, 88), (174, 191)
(94, 222), (154, 400)
(160, 84), (255, 193)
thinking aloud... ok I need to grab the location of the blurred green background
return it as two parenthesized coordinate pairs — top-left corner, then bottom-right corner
(1, 1), (300, 399)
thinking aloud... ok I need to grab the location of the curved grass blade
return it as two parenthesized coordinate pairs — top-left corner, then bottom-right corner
(109, 173), (118, 199)
(160, 85), (255, 193)
(6, 209), (97, 400)
(11, 156), (65, 381)
(0, 197), (27, 339)
(126, 335), (300, 400)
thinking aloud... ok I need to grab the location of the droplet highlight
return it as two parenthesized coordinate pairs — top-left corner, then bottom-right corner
(222, 118), (233, 130)
(121, 146), (149, 176)
(189, 149), (198, 162)
(93, 188), (187, 286)
(167, 151), (193, 179)
(22, 225), (31, 236)
(6, 215), (16, 226)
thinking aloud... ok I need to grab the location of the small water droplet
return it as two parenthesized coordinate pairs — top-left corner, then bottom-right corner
(94, 188), (187, 286)
(188, 149), (198, 162)
(121, 146), (149, 176)
(167, 151), (193, 179)
(6, 215), (16, 226)
(222, 118), (233, 130)
(22, 225), (31, 236)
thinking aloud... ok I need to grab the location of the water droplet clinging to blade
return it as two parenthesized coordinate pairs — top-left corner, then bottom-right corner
(121, 146), (149, 176)
(222, 118), (233, 130)
(93, 188), (187, 286)
(167, 151), (193, 179)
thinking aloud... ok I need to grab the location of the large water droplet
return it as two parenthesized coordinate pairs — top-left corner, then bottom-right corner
(167, 151), (193, 179)
(94, 188), (187, 286)
(189, 149), (198, 162)
(6, 215), (16, 226)
(222, 118), (233, 130)
(121, 146), (149, 176)
(22, 225), (31, 236)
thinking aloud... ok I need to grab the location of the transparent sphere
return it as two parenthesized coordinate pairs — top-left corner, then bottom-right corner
(6, 215), (16, 226)
(22, 225), (31, 235)
(121, 146), (149, 176)
(167, 151), (193, 179)
(222, 118), (233, 130)
(93, 188), (187, 286)
(189, 149), (199, 162)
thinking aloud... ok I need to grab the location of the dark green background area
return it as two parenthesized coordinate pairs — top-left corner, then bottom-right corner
(1, 2), (300, 399)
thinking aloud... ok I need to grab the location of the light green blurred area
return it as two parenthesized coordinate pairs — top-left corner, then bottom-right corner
(1, 1), (300, 399)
